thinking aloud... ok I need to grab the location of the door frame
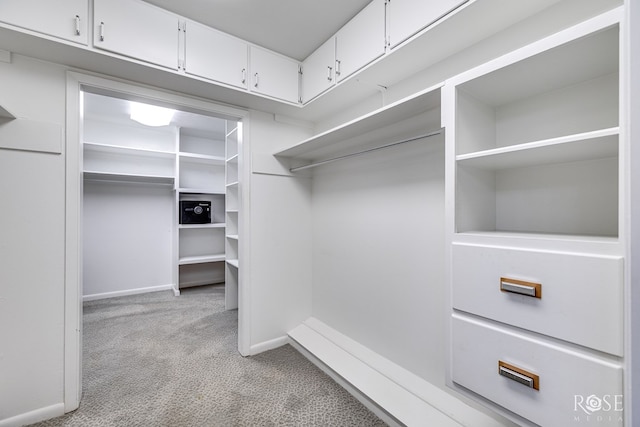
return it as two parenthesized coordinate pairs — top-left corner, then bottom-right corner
(64, 71), (250, 411)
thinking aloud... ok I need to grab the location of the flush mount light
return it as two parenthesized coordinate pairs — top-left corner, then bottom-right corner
(130, 101), (175, 127)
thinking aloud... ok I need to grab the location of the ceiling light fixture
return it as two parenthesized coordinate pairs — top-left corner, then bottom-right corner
(130, 101), (175, 127)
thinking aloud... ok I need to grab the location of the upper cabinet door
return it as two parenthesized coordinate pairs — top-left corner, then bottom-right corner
(249, 46), (299, 104)
(301, 37), (336, 103)
(0, 0), (88, 45)
(94, 0), (179, 70)
(388, 0), (467, 49)
(184, 20), (248, 90)
(335, 0), (386, 83)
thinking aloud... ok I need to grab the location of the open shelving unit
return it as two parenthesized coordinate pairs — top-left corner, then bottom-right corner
(444, 9), (625, 426)
(175, 127), (227, 294)
(450, 18), (620, 241)
(224, 122), (241, 310)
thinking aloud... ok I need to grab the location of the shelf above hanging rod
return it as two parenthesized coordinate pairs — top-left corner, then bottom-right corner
(289, 128), (444, 173)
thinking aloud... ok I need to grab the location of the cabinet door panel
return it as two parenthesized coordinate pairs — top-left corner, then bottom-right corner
(301, 37), (336, 103)
(250, 46), (299, 104)
(185, 20), (248, 89)
(388, 0), (466, 49)
(0, 0), (88, 44)
(94, 0), (179, 70)
(335, 0), (385, 82)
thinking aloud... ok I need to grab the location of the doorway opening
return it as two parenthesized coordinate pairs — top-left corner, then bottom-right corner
(65, 72), (248, 411)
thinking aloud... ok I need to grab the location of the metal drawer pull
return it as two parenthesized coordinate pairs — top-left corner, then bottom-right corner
(498, 361), (539, 390)
(500, 277), (541, 298)
(74, 15), (81, 36)
(99, 21), (105, 41)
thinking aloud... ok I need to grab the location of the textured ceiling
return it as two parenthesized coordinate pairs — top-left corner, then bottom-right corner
(143, 0), (372, 61)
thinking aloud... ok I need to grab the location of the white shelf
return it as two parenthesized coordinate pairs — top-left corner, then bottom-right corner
(84, 141), (175, 158)
(178, 254), (225, 265)
(178, 187), (225, 195)
(226, 181), (239, 188)
(226, 154), (239, 163)
(456, 128), (619, 170)
(226, 259), (239, 268)
(452, 231), (622, 257)
(455, 230), (619, 244)
(226, 234), (239, 240)
(179, 223), (225, 229)
(226, 209), (239, 214)
(84, 170), (175, 184)
(178, 152), (225, 164)
(274, 84), (442, 161)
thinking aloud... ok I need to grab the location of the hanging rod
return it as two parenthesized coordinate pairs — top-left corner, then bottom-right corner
(289, 128), (444, 173)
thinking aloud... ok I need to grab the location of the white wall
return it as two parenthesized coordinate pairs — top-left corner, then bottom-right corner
(246, 111), (313, 352)
(0, 55), (67, 423)
(310, 135), (446, 382)
(83, 180), (174, 298)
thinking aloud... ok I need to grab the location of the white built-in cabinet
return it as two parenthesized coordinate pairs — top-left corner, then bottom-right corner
(184, 20), (248, 90)
(301, 38), (336, 104)
(93, 0), (180, 70)
(444, 8), (624, 426)
(277, 5), (628, 425)
(301, 0), (385, 103)
(0, 0), (88, 45)
(334, 0), (385, 83)
(387, 0), (467, 49)
(249, 46), (300, 104)
(0, 0), (484, 109)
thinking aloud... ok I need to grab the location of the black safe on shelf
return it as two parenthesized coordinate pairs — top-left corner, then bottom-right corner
(179, 201), (211, 224)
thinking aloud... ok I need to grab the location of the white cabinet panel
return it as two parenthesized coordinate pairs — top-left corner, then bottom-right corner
(452, 243), (623, 356)
(335, 0), (385, 82)
(0, 0), (88, 44)
(184, 20), (248, 90)
(301, 37), (336, 103)
(93, 0), (179, 70)
(452, 315), (623, 427)
(249, 46), (299, 104)
(388, 0), (466, 49)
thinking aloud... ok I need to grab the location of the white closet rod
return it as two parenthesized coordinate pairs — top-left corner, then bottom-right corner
(289, 128), (444, 173)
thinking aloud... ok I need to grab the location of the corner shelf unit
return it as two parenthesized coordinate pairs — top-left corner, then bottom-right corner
(444, 8), (625, 426)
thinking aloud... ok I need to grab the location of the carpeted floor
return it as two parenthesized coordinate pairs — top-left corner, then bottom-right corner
(30, 285), (387, 427)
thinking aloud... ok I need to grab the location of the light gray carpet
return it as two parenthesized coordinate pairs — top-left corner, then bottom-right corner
(30, 285), (387, 426)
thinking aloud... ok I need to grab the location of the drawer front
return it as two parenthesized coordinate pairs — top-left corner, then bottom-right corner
(452, 314), (623, 426)
(452, 243), (623, 355)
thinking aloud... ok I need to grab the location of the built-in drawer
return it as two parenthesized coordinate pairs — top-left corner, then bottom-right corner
(452, 243), (623, 356)
(451, 314), (623, 426)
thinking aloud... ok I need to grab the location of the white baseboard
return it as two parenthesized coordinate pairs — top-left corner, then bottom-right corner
(289, 317), (504, 427)
(83, 284), (174, 301)
(0, 403), (64, 427)
(249, 335), (289, 355)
